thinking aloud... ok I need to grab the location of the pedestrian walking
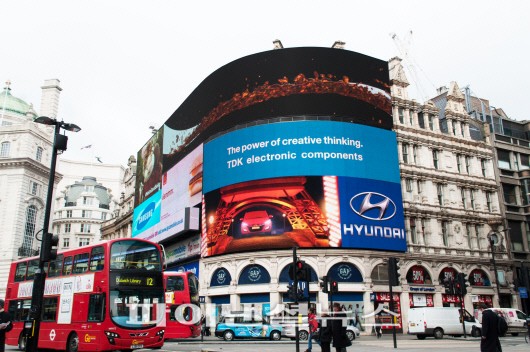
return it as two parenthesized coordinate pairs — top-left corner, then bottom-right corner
(479, 303), (502, 352)
(0, 300), (12, 352)
(305, 307), (318, 352)
(354, 304), (363, 331)
(375, 314), (382, 338)
(319, 314), (333, 352)
(331, 302), (351, 352)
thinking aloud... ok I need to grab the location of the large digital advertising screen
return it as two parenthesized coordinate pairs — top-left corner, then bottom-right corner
(201, 121), (406, 257)
(132, 144), (203, 242)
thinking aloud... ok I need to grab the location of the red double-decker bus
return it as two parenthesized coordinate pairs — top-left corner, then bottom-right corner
(163, 271), (201, 339)
(5, 238), (166, 351)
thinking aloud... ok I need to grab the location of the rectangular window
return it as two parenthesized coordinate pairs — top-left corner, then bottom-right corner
(85, 185), (94, 192)
(466, 224), (473, 249)
(461, 188), (467, 209)
(497, 149), (511, 169)
(101, 212), (107, 220)
(433, 149), (439, 169)
(80, 224), (91, 233)
(29, 181), (40, 196)
(474, 225), (481, 249)
(470, 190), (475, 209)
(79, 238), (90, 247)
(441, 221), (449, 247)
(421, 218), (427, 245)
(437, 183), (444, 206)
(63, 256), (73, 275)
(428, 116), (434, 130)
(402, 143), (409, 163)
(63, 237), (70, 248)
(73, 253), (90, 274)
(48, 255), (63, 278)
(0, 141), (10, 157)
(26, 260), (39, 280)
(520, 154), (530, 170)
(42, 297), (58, 322)
(405, 178), (413, 192)
(410, 217), (417, 244)
(66, 210), (72, 218)
(88, 294), (105, 322)
(465, 156), (471, 174)
(89, 246), (105, 271)
(486, 192), (492, 212)
(8, 299), (32, 322)
(481, 159), (487, 177)
(456, 154), (462, 173)
(418, 112), (425, 129)
(36, 147), (43, 162)
(398, 108), (404, 124)
(417, 180), (423, 194)
(83, 197), (93, 205)
(64, 223), (71, 233)
(509, 221), (524, 251)
(409, 111), (413, 125)
(413, 145), (418, 164)
(452, 121), (457, 135)
(15, 262), (27, 282)
(82, 210), (92, 218)
(461, 122), (465, 137)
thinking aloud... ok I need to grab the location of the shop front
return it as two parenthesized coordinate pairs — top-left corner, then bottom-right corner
(238, 264), (272, 318)
(407, 265), (434, 309)
(373, 292), (402, 331)
(327, 262), (364, 329)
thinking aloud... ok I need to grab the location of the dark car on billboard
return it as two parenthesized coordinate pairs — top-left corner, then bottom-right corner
(240, 210), (273, 235)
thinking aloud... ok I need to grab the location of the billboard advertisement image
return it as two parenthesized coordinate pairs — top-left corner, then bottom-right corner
(202, 121), (406, 257)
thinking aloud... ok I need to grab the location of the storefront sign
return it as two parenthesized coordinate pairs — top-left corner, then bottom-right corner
(409, 286), (435, 292)
(238, 264), (271, 285)
(210, 268), (232, 287)
(164, 235), (201, 264)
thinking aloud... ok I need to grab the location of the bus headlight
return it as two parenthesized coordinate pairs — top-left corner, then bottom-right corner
(104, 331), (120, 344)
(156, 329), (165, 341)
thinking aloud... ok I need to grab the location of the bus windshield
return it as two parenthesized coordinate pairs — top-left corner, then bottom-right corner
(110, 288), (164, 329)
(110, 240), (162, 271)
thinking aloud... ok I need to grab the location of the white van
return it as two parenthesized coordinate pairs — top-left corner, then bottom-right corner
(408, 307), (481, 339)
(487, 308), (527, 336)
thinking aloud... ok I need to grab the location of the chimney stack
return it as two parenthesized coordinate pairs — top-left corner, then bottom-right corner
(40, 79), (62, 119)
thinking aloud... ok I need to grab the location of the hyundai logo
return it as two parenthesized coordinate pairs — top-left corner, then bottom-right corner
(349, 192), (396, 221)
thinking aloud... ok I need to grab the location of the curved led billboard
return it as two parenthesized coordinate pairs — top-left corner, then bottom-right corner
(133, 47), (405, 254)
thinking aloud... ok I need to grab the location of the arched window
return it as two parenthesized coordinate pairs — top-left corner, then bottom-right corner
(406, 265), (432, 285)
(36, 147), (43, 162)
(238, 264), (271, 285)
(21, 205), (38, 256)
(327, 262), (363, 282)
(278, 264), (318, 283)
(211, 267), (232, 287)
(0, 141), (10, 157)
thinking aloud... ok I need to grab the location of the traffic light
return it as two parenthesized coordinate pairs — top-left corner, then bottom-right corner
(320, 276), (329, 293)
(40, 232), (59, 262)
(456, 272), (468, 295)
(330, 280), (339, 293)
(289, 260), (311, 282)
(388, 257), (401, 286)
(444, 278), (454, 295)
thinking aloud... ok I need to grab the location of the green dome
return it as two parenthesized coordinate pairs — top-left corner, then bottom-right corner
(0, 82), (36, 118)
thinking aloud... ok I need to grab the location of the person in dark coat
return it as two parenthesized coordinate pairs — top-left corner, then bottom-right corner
(0, 300), (13, 352)
(480, 303), (501, 352)
(319, 314), (333, 352)
(331, 302), (349, 352)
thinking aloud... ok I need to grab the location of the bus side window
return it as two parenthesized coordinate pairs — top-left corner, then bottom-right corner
(48, 255), (64, 278)
(88, 294), (105, 322)
(89, 246), (105, 271)
(63, 256), (73, 276)
(26, 260), (39, 280)
(42, 297), (58, 322)
(73, 253), (90, 274)
(15, 262), (28, 282)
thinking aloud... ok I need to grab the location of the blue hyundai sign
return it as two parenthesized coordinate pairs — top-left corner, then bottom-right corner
(203, 121), (400, 193)
(338, 177), (406, 252)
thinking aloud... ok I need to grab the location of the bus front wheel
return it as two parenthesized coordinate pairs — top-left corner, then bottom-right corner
(18, 334), (27, 351)
(66, 332), (79, 352)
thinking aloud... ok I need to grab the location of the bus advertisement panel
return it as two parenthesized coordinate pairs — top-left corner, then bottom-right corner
(5, 238), (166, 352)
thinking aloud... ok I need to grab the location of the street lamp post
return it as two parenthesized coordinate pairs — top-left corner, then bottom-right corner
(25, 116), (80, 352)
(488, 232), (502, 307)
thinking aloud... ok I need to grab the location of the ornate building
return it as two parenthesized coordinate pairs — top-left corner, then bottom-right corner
(0, 79), (62, 299)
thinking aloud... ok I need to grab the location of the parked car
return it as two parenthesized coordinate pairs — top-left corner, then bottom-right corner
(408, 307), (481, 339)
(486, 308), (527, 336)
(282, 322), (360, 341)
(240, 210), (273, 235)
(215, 315), (282, 341)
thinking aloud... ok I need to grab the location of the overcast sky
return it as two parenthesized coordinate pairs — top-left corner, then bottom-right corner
(4, 0), (529, 166)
